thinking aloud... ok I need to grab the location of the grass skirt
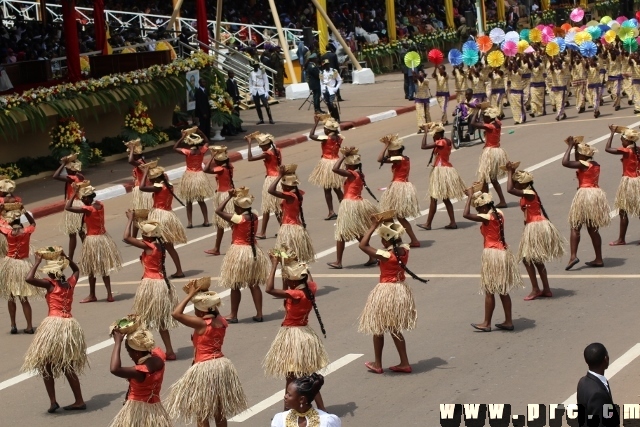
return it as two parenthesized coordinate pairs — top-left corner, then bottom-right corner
(480, 248), (523, 295)
(429, 166), (466, 200)
(219, 244), (269, 289)
(108, 400), (172, 427)
(614, 176), (640, 217)
(212, 191), (235, 229)
(476, 147), (508, 182)
(0, 257), (45, 300)
(149, 208), (188, 244)
(179, 170), (214, 202)
(131, 186), (153, 210)
(261, 176), (282, 214)
(132, 278), (179, 330)
(517, 219), (566, 264)
(275, 224), (316, 263)
(263, 326), (329, 379)
(335, 198), (378, 241)
(379, 181), (420, 218)
(358, 282), (417, 336)
(80, 234), (123, 277)
(21, 316), (88, 378)
(61, 199), (83, 235)
(308, 158), (344, 189)
(0, 233), (6, 257)
(166, 357), (248, 422)
(568, 187), (611, 229)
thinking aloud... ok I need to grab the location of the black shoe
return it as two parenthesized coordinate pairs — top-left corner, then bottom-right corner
(269, 120), (275, 124)
(408, 97), (415, 101)
(319, 109), (327, 114)
(10, 326), (17, 334)
(615, 105), (621, 111)
(629, 100), (634, 105)
(337, 98), (345, 102)
(578, 107), (585, 113)
(256, 120), (264, 125)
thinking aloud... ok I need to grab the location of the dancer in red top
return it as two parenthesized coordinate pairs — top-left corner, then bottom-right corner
(108, 328), (172, 427)
(0, 177), (21, 257)
(605, 126), (640, 246)
(327, 147), (379, 269)
(269, 166), (316, 263)
(23, 253), (87, 412)
(140, 164), (186, 277)
(0, 207), (43, 334)
(167, 287), (248, 426)
(469, 107), (509, 208)
(308, 116), (344, 220)
(418, 122), (466, 230)
(126, 139), (152, 238)
(358, 215), (427, 374)
(506, 164), (565, 300)
(377, 134), (421, 247)
(65, 183), (122, 302)
(204, 145), (235, 256)
(563, 137), (611, 270)
(124, 215), (178, 360)
(174, 128), (213, 228)
(464, 190), (523, 332)
(264, 253), (328, 410)
(52, 156), (84, 260)
(246, 132), (283, 238)
(216, 187), (269, 323)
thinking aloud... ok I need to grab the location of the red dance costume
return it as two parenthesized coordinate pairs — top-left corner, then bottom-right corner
(343, 170), (364, 200)
(232, 217), (258, 245)
(81, 202), (107, 235)
(263, 149), (281, 176)
(576, 162), (600, 188)
(320, 136), (342, 159)
(618, 147), (639, 177)
(127, 348), (166, 403)
(433, 138), (453, 167)
(65, 175), (82, 200)
(281, 282), (318, 327)
(180, 147), (207, 172)
(520, 195), (545, 224)
(480, 213), (506, 250)
(213, 166), (233, 192)
(391, 157), (411, 182)
(45, 276), (77, 318)
(140, 241), (163, 280)
(280, 191), (304, 225)
(379, 249), (408, 283)
(1, 225), (34, 259)
(153, 184), (173, 210)
(193, 318), (227, 363)
(483, 120), (502, 148)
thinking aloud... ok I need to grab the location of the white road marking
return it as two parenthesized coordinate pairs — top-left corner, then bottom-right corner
(229, 353), (364, 422)
(563, 343), (640, 405)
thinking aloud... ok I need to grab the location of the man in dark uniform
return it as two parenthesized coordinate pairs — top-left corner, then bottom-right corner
(195, 78), (211, 137)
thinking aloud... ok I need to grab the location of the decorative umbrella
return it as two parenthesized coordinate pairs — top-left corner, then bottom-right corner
(570, 8), (584, 23)
(476, 35), (493, 53)
(601, 16), (612, 25)
(427, 48), (444, 65)
(520, 28), (530, 42)
(566, 42), (580, 51)
(622, 19), (637, 28)
(637, 36), (640, 45)
(529, 28), (542, 43)
(575, 31), (592, 45)
(489, 28), (505, 44)
(517, 40), (530, 53)
(541, 28), (554, 44)
(618, 26), (634, 41)
(616, 15), (628, 24)
(609, 21), (621, 31)
(546, 41), (560, 56)
(561, 23), (572, 32)
(448, 49), (463, 66)
(462, 49), (479, 66)
(586, 26), (601, 40)
(404, 51), (421, 69)
(505, 31), (520, 43)
(630, 18), (639, 27)
(463, 40), (478, 52)
(565, 31), (576, 43)
(604, 29), (617, 43)
(598, 24), (610, 34)
(624, 37), (639, 52)
(554, 37), (566, 52)
(536, 24), (546, 30)
(487, 51), (505, 68)
(580, 40), (597, 57)
(502, 40), (518, 57)
(637, 11), (640, 21)
(587, 20), (600, 27)
(524, 46), (535, 54)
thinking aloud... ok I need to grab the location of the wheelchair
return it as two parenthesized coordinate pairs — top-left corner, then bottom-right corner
(451, 105), (484, 149)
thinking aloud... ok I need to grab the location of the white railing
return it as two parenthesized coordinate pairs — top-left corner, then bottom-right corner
(0, 0), (311, 50)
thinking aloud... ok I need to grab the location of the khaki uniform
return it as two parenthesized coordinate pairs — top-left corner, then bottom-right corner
(529, 64), (546, 116)
(435, 73), (450, 123)
(415, 78), (431, 130)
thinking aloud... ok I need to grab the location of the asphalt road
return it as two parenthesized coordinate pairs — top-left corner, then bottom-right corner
(2, 97), (640, 427)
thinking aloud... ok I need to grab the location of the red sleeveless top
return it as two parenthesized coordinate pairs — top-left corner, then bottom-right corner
(281, 190), (304, 225)
(483, 121), (501, 148)
(379, 247), (408, 283)
(213, 166), (233, 192)
(0, 195), (22, 204)
(576, 162), (600, 188)
(127, 348), (166, 403)
(480, 212), (506, 249)
(391, 157), (411, 182)
(0, 225), (34, 259)
(180, 147), (207, 172)
(282, 281), (317, 327)
(433, 138), (453, 167)
(263, 149), (281, 177)
(140, 240), (163, 280)
(343, 170), (364, 200)
(618, 147), (639, 178)
(82, 202), (106, 236)
(65, 175), (82, 200)
(520, 193), (546, 224)
(320, 135), (342, 159)
(193, 317), (227, 362)
(45, 276), (77, 318)
(132, 159), (145, 186)
(232, 215), (258, 245)
(153, 184), (173, 210)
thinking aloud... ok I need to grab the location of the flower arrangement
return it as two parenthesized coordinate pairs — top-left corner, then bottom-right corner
(209, 82), (241, 127)
(0, 164), (22, 179)
(541, 9), (556, 24)
(80, 56), (91, 77)
(485, 21), (507, 31)
(595, 0), (620, 13)
(49, 116), (86, 157)
(121, 100), (166, 147)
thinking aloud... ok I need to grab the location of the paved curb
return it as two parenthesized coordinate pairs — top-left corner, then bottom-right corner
(30, 97), (451, 220)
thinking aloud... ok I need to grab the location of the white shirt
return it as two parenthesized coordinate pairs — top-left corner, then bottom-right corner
(271, 409), (341, 427)
(249, 69), (270, 96)
(588, 370), (610, 393)
(320, 68), (342, 96)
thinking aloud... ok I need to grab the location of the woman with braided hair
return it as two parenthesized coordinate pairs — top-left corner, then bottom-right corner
(271, 373), (341, 427)
(308, 116), (344, 220)
(463, 189), (523, 332)
(357, 215), (427, 374)
(124, 214), (177, 360)
(327, 147), (379, 269)
(505, 164), (565, 301)
(605, 126), (640, 246)
(108, 328), (172, 427)
(126, 139), (153, 239)
(269, 166), (316, 263)
(418, 122), (466, 231)
(247, 132), (283, 238)
(52, 157), (84, 261)
(264, 254), (329, 410)
(215, 188), (269, 323)
(0, 176), (22, 257)
(204, 146), (235, 256)
(167, 288), (248, 427)
(140, 165), (186, 278)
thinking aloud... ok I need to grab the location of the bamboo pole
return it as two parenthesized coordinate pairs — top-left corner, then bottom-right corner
(215, 0), (223, 42)
(266, 0), (298, 84)
(310, 0), (362, 71)
(166, 0), (185, 33)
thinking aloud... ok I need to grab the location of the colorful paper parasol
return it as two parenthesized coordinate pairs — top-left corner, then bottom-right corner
(561, 23), (572, 32)
(601, 16), (612, 24)
(565, 31), (576, 43)
(448, 49), (463, 66)
(529, 28), (542, 43)
(476, 35), (493, 53)
(524, 46), (535, 54)
(427, 48), (444, 65)
(487, 50), (505, 68)
(520, 28), (530, 42)
(616, 15), (628, 24)
(462, 49), (479, 66)
(580, 40), (597, 57)
(541, 28), (554, 44)
(622, 19), (637, 28)
(502, 40), (518, 57)
(566, 42), (580, 51)
(570, 8), (584, 23)
(505, 31), (520, 43)
(618, 26), (635, 40)
(517, 40), (530, 53)
(587, 20), (600, 27)
(586, 26), (602, 39)
(575, 31), (592, 45)
(623, 37), (639, 52)
(489, 28), (505, 44)
(463, 40), (479, 52)
(609, 21), (621, 31)
(554, 37), (566, 52)
(403, 51), (421, 69)
(604, 29), (617, 43)
(637, 11), (640, 21)
(630, 18), (639, 27)
(546, 41), (560, 56)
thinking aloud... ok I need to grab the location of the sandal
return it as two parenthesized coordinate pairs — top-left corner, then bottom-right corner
(170, 273), (186, 279)
(255, 235), (267, 240)
(471, 323), (491, 332)
(252, 316), (263, 323)
(24, 328), (35, 334)
(63, 404), (87, 411)
(416, 224), (431, 230)
(225, 317), (239, 324)
(363, 260), (379, 267)
(10, 326), (17, 335)
(326, 263), (343, 269)
(444, 224), (458, 229)
(585, 261), (604, 268)
(186, 224), (193, 229)
(495, 323), (515, 331)
(365, 362), (383, 374)
(565, 258), (580, 271)
(202, 223), (212, 227)
(324, 213), (338, 221)
(48, 402), (60, 414)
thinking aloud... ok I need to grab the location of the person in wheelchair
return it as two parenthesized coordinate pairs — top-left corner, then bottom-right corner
(454, 89), (481, 142)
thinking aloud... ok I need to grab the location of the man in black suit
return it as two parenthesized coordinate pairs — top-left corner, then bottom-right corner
(194, 78), (211, 138)
(223, 70), (245, 135)
(577, 343), (620, 427)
